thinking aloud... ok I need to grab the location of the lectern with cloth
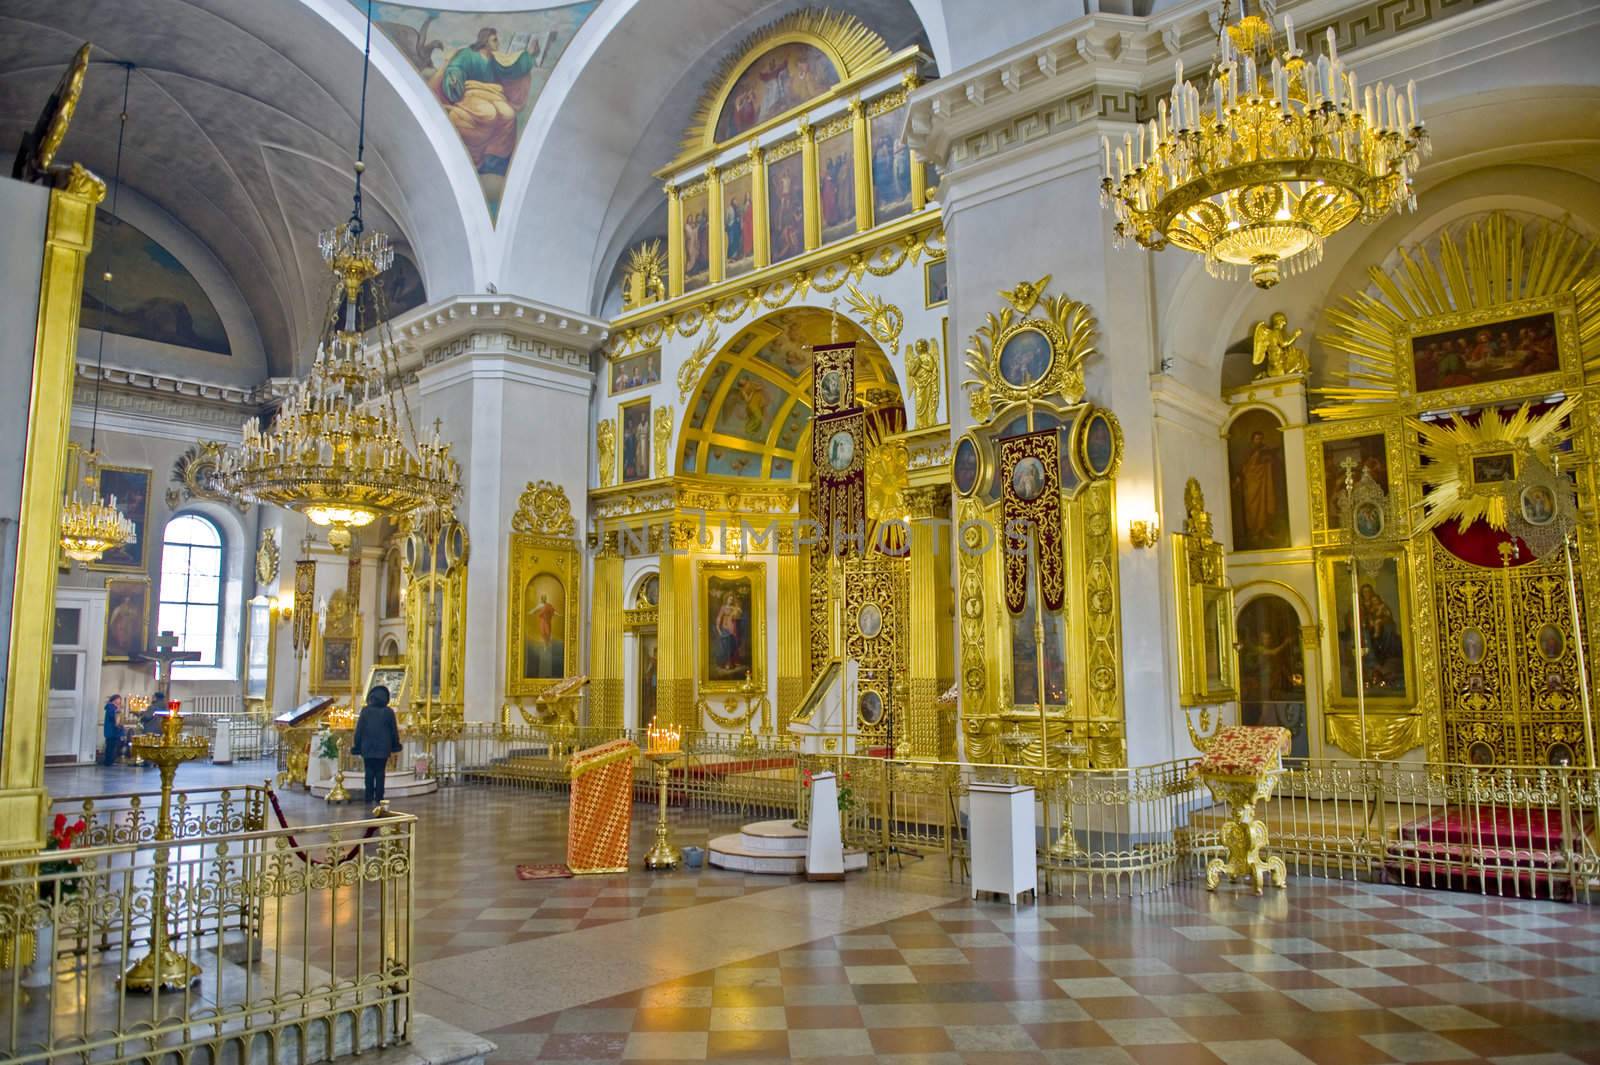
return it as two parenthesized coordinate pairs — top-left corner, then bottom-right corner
(566, 739), (638, 874)
(1197, 725), (1292, 895)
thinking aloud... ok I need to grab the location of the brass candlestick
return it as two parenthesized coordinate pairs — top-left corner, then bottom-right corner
(643, 748), (683, 870)
(1048, 737), (1087, 859)
(123, 710), (209, 992)
(326, 732), (353, 803)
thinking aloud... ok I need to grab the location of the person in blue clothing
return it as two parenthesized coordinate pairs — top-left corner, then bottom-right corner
(351, 686), (403, 807)
(101, 694), (124, 766)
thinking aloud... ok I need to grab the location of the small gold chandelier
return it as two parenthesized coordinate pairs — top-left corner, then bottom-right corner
(1101, 1), (1429, 288)
(60, 454), (136, 564)
(61, 64), (136, 567)
(220, 4), (458, 551)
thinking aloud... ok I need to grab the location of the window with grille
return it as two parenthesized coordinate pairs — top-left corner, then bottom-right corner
(157, 514), (224, 667)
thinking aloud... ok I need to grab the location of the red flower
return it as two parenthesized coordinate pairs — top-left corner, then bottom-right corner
(52, 813), (66, 833)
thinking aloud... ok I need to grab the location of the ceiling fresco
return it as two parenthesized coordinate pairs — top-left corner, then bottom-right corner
(677, 308), (901, 481)
(362, 0), (598, 221)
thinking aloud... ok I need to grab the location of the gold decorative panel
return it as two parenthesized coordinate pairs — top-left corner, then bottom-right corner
(507, 482), (582, 699)
(843, 555), (908, 747)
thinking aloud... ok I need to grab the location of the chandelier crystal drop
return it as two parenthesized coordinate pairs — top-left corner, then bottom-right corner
(60, 455), (137, 564)
(1100, 1), (1429, 288)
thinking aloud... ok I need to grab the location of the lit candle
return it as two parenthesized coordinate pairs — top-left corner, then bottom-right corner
(1326, 27), (1338, 65)
(1102, 135), (1111, 177)
(1407, 79), (1418, 126)
(1284, 15), (1296, 54)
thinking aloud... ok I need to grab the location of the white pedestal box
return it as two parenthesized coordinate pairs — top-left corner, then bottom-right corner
(805, 771), (846, 881)
(211, 719), (233, 764)
(968, 782), (1037, 904)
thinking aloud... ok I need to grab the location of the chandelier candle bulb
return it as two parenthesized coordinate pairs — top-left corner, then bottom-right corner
(1284, 14), (1295, 53)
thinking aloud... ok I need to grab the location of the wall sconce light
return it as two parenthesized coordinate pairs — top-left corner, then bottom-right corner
(1129, 516), (1160, 549)
(268, 592), (294, 623)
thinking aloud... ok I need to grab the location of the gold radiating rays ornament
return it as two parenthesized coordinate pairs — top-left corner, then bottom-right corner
(1410, 395), (1578, 535)
(1315, 212), (1600, 420)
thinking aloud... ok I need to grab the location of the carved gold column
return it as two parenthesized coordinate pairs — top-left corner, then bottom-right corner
(905, 486), (949, 759)
(657, 524), (697, 729)
(850, 97), (872, 233)
(749, 144), (770, 271)
(776, 526), (805, 728)
(706, 165), (725, 287)
(903, 71), (929, 212)
(799, 118), (820, 252)
(589, 533), (624, 730)
(1, 168), (103, 855)
(666, 183), (684, 299)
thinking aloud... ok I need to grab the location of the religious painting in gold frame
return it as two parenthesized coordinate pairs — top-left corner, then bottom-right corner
(364, 664), (408, 712)
(506, 538), (581, 699)
(1398, 294), (1577, 413)
(103, 575), (150, 663)
(699, 560), (765, 691)
(311, 589), (359, 695)
(681, 182), (711, 292)
(1317, 549), (1417, 711)
(1172, 489), (1237, 706)
(86, 463), (152, 572)
(618, 398), (652, 484)
(406, 571), (464, 705)
(1305, 418), (1404, 547)
(923, 256), (947, 308)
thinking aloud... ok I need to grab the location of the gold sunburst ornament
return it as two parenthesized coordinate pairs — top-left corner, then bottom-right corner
(1411, 396), (1578, 535)
(1101, 0), (1428, 288)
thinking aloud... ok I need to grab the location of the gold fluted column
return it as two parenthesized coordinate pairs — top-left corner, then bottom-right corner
(2, 168), (104, 854)
(902, 70), (929, 212)
(656, 523), (697, 729)
(905, 486), (950, 760)
(665, 184), (684, 299)
(776, 527), (806, 729)
(706, 165), (725, 287)
(799, 118), (820, 252)
(589, 533), (624, 730)
(850, 98), (872, 234)
(749, 144), (770, 271)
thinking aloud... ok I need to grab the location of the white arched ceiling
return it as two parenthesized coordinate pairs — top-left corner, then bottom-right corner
(0, 0), (478, 378)
(492, 0), (938, 314)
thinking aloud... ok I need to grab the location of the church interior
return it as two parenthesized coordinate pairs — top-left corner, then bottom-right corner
(2, 0), (1600, 1062)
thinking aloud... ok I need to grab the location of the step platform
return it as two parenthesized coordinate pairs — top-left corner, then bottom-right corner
(310, 769), (439, 801)
(708, 818), (868, 875)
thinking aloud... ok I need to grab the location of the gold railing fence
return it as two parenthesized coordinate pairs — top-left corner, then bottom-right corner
(1, 803), (414, 1065)
(52, 783), (269, 848)
(410, 721), (1600, 901)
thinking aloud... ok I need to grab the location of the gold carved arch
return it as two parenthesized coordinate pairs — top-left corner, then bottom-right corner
(678, 8), (892, 158)
(676, 307), (901, 481)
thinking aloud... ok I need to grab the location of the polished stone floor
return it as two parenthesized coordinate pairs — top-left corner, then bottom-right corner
(46, 760), (1600, 1065)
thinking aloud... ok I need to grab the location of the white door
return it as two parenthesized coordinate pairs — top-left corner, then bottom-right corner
(48, 589), (106, 764)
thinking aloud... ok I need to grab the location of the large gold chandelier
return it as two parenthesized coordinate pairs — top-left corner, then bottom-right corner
(1101, 1), (1429, 288)
(221, 3), (457, 551)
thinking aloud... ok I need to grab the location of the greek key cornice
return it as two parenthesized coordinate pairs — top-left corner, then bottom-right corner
(907, 0), (1497, 174)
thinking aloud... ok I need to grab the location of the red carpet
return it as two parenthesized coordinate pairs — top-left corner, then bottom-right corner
(516, 863), (573, 880)
(1385, 805), (1595, 900)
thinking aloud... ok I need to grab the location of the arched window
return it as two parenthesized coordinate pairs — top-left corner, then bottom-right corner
(158, 514), (224, 667)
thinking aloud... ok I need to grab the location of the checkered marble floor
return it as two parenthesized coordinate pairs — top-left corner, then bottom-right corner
(481, 880), (1600, 1064)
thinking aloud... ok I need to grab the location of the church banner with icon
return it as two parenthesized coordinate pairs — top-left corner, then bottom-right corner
(812, 409), (866, 557)
(811, 341), (855, 416)
(1000, 430), (1064, 616)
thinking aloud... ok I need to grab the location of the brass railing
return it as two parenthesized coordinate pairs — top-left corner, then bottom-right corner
(0, 805), (414, 1065)
(402, 720), (1600, 903)
(51, 783), (269, 847)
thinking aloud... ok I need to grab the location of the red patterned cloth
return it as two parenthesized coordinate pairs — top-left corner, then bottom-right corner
(566, 739), (638, 873)
(1198, 725), (1291, 777)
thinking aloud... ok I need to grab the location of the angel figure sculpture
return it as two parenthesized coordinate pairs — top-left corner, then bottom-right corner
(1251, 313), (1309, 378)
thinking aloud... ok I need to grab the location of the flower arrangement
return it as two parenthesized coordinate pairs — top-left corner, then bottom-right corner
(40, 814), (88, 899)
(316, 732), (341, 759)
(801, 769), (855, 814)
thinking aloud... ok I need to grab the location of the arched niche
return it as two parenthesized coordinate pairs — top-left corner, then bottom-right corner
(1233, 589), (1310, 759)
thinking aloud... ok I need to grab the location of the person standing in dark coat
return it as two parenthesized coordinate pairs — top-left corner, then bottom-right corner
(351, 686), (402, 806)
(102, 694), (124, 766)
